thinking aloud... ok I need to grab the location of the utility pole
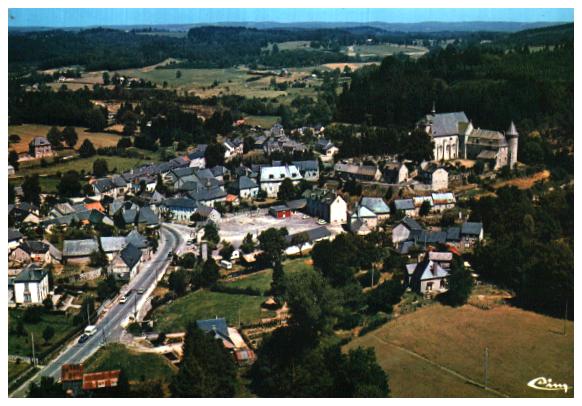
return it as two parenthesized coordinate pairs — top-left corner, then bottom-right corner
(371, 267), (375, 287)
(133, 294), (138, 319)
(31, 333), (36, 367)
(86, 303), (91, 325)
(484, 347), (489, 389)
(101, 328), (107, 345)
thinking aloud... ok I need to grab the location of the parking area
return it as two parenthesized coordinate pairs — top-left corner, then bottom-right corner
(218, 212), (344, 248)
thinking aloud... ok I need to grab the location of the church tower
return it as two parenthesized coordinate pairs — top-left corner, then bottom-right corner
(506, 121), (519, 169)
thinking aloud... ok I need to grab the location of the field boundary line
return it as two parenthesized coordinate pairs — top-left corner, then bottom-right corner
(370, 334), (510, 398)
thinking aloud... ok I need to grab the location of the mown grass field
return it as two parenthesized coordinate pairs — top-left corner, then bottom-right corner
(84, 343), (177, 384)
(344, 43), (428, 58)
(8, 361), (32, 383)
(152, 290), (276, 333)
(243, 115), (280, 128)
(8, 309), (80, 357)
(8, 124), (121, 153)
(345, 303), (573, 398)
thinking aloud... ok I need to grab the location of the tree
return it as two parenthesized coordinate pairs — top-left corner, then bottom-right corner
(169, 269), (191, 296)
(102, 71), (110, 85)
(176, 70), (182, 79)
(90, 249), (108, 267)
(9, 183), (16, 204)
(22, 175), (41, 206)
(366, 279), (404, 313)
(87, 109), (107, 131)
(403, 129), (434, 162)
(117, 137), (132, 149)
(203, 222), (220, 245)
(270, 261), (286, 297)
(96, 274), (119, 301)
(219, 242), (234, 261)
(62, 126), (78, 148)
(57, 170), (82, 197)
(240, 233), (256, 254)
(9, 150), (19, 170)
(46, 126), (62, 148)
(28, 376), (66, 398)
(258, 227), (288, 266)
(171, 324), (236, 397)
(204, 143), (226, 168)
(197, 259), (220, 288)
(277, 177), (297, 201)
(419, 200), (432, 216)
(78, 139), (96, 158)
(441, 257), (473, 306)
(93, 158), (109, 177)
(272, 43), (279, 54)
(290, 232), (309, 255)
(42, 325), (55, 343)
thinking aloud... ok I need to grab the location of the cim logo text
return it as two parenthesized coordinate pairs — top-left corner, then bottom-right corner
(527, 377), (569, 394)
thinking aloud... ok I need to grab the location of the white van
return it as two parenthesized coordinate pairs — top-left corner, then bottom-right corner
(84, 325), (97, 336)
(220, 260), (233, 270)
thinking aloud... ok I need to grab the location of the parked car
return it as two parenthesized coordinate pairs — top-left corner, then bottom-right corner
(119, 296), (127, 304)
(84, 325), (97, 336)
(317, 219), (327, 225)
(220, 260), (233, 270)
(78, 334), (90, 344)
(137, 288), (145, 295)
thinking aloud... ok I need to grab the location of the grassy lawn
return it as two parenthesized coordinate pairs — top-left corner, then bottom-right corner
(84, 343), (177, 384)
(344, 43), (428, 58)
(8, 361), (32, 383)
(243, 115), (280, 128)
(345, 303), (573, 397)
(8, 308), (80, 358)
(11, 154), (159, 179)
(8, 124), (122, 154)
(152, 290), (276, 333)
(219, 257), (314, 293)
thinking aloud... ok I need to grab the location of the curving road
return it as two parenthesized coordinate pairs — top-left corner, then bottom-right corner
(11, 224), (185, 398)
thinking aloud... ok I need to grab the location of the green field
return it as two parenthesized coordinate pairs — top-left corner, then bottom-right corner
(344, 43), (428, 59)
(346, 303), (574, 397)
(84, 343), (177, 383)
(152, 290), (276, 333)
(8, 361), (32, 383)
(8, 309), (80, 358)
(243, 115), (280, 128)
(263, 41), (314, 52)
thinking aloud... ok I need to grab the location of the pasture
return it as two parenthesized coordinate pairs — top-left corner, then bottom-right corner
(344, 43), (428, 59)
(345, 303), (573, 397)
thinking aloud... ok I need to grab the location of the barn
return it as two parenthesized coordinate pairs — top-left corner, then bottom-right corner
(269, 205), (292, 219)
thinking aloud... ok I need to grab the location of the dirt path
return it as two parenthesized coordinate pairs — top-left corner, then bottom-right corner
(369, 334), (511, 398)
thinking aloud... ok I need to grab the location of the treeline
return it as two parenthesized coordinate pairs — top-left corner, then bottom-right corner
(335, 42), (573, 140)
(469, 186), (573, 318)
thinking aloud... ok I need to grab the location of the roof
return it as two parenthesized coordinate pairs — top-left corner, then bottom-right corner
(352, 205), (377, 218)
(137, 206), (159, 225)
(427, 112), (469, 137)
(292, 160), (319, 171)
(462, 222), (483, 236)
(82, 370), (121, 391)
(431, 192), (456, 205)
(394, 199), (415, 211)
(162, 197), (197, 210)
(14, 265), (48, 283)
(286, 199), (307, 210)
(415, 230), (448, 245)
(334, 163), (378, 177)
(507, 121), (519, 137)
(119, 243), (141, 269)
(189, 186), (227, 202)
(417, 260), (449, 280)
(100, 236), (127, 253)
(286, 226), (331, 244)
(269, 205), (290, 212)
(476, 149), (500, 160)
(125, 230), (149, 249)
(446, 227), (461, 242)
(21, 240), (49, 254)
(121, 209), (138, 225)
(62, 239), (99, 257)
(399, 217), (422, 231)
(428, 251), (454, 262)
(8, 228), (23, 241)
(260, 165), (302, 183)
(468, 129), (508, 148)
(30, 136), (51, 147)
(61, 364), (84, 382)
(196, 318), (229, 340)
(361, 197), (390, 214)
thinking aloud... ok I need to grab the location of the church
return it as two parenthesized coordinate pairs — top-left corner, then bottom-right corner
(417, 106), (519, 170)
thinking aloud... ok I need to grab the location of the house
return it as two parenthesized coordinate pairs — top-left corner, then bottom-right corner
(412, 195), (434, 215)
(125, 229), (149, 250)
(334, 162), (381, 182)
(316, 139), (338, 165)
(269, 205), (292, 219)
(20, 241), (51, 264)
(284, 226), (332, 256)
(195, 204), (221, 223)
(28, 137), (52, 158)
(231, 176), (259, 199)
(82, 370), (121, 392)
(407, 259), (449, 295)
(160, 198), (198, 223)
(292, 160), (320, 182)
(420, 167), (448, 191)
(99, 236), (127, 261)
(188, 145), (207, 169)
(93, 176), (128, 198)
(110, 243), (142, 281)
(427, 251), (454, 269)
(187, 186), (228, 207)
(383, 162), (409, 184)
(196, 318), (255, 365)
(393, 199), (416, 217)
(392, 217), (423, 247)
(303, 188), (347, 224)
(349, 205), (377, 234)
(62, 239), (99, 265)
(360, 197), (391, 221)
(461, 222), (484, 248)
(136, 206), (160, 228)
(13, 264), (50, 305)
(259, 165), (302, 198)
(8, 164), (15, 175)
(431, 192), (456, 212)
(8, 228), (24, 251)
(223, 140), (243, 160)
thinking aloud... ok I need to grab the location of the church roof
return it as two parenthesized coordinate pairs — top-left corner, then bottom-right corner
(507, 121), (519, 137)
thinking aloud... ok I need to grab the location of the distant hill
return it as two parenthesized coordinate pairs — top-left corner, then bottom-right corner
(9, 20), (567, 34)
(500, 22), (573, 46)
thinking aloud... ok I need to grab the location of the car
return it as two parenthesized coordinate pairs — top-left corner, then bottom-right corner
(84, 325), (97, 336)
(167, 252), (173, 259)
(302, 214), (310, 219)
(317, 219), (327, 225)
(119, 296), (127, 304)
(220, 260), (233, 270)
(137, 288), (145, 295)
(78, 334), (89, 344)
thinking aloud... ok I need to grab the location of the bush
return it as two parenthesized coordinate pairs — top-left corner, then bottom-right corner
(359, 314), (390, 336)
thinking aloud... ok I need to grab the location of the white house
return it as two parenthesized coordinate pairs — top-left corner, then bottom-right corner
(303, 188), (348, 224)
(13, 265), (50, 305)
(109, 243), (142, 281)
(392, 217), (423, 247)
(259, 165), (303, 198)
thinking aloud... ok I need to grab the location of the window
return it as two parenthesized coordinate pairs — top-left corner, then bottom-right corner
(426, 282), (433, 291)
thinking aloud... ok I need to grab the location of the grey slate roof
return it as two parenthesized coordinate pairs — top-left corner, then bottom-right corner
(286, 226), (331, 244)
(446, 227), (461, 242)
(292, 160), (319, 171)
(394, 199), (415, 211)
(162, 197), (198, 210)
(235, 176), (258, 190)
(62, 239), (99, 257)
(14, 265), (48, 283)
(21, 240), (49, 254)
(100, 236), (127, 253)
(361, 197), (390, 215)
(137, 206), (159, 225)
(8, 228), (23, 242)
(188, 187), (227, 202)
(428, 112), (469, 137)
(119, 243), (141, 269)
(196, 318), (229, 340)
(461, 222), (483, 236)
(125, 230), (149, 249)
(400, 217), (422, 231)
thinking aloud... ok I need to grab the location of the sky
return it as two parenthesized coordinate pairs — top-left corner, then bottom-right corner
(8, 8), (574, 28)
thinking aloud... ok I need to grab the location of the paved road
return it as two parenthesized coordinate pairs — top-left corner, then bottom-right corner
(11, 224), (185, 398)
